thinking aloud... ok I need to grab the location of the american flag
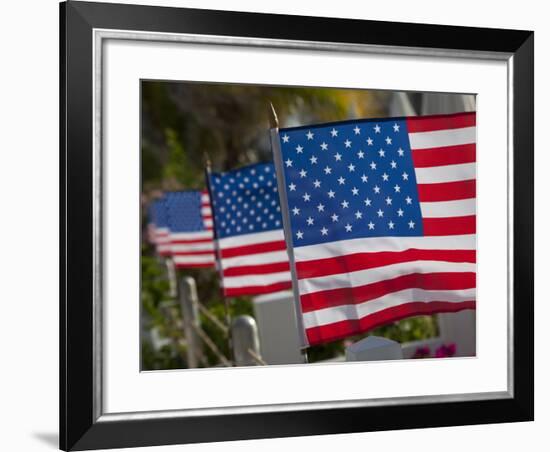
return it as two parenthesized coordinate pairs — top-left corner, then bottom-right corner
(275, 112), (476, 346)
(164, 190), (215, 269)
(148, 198), (171, 256)
(208, 162), (291, 296)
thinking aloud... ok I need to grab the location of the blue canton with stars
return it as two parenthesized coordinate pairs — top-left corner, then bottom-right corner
(209, 162), (282, 239)
(278, 118), (423, 247)
(164, 191), (206, 233)
(150, 198), (169, 229)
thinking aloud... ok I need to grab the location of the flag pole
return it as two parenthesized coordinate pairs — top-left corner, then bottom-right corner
(268, 102), (310, 363)
(204, 154), (234, 365)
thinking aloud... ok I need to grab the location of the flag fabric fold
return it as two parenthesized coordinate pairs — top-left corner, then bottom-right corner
(208, 162), (291, 296)
(275, 111), (476, 346)
(147, 198), (171, 256)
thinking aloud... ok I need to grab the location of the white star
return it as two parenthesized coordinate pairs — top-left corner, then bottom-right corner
(310, 156), (318, 164)
(385, 196), (392, 205)
(405, 196), (412, 205)
(367, 137), (373, 146)
(296, 230), (304, 239)
(361, 174), (368, 183)
(345, 223), (353, 232)
(330, 128), (338, 137)
(303, 193), (311, 202)
(299, 169), (307, 178)
(320, 142), (328, 150)
(306, 130), (314, 140)
(397, 148), (405, 157)
(321, 227), (328, 236)
(370, 161), (377, 170)
(394, 184), (401, 193)
(385, 136), (392, 145)
(377, 209), (384, 218)
(368, 221), (375, 230)
(327, 190), (335, 198)
(364, 198), (372, 206)
(393, 123), (400, 132)
(341, 200), (349, 208)
(382, 173), (389, 181)
(292, 207), (300, 215)
(331, 213), (339, 222)
(390, 160), (397, 169)
(355, 210), (363, 219)
(306, 217), (314, 226)
(379, 149), (386, 157)
(317, 203), (325, 212)
(373, 185), (381, 194)
(388, 221), (395, 229)
(374, 124), (381, 133)
(408, 220), (415, 229)
(351, 187), (359, 196)
(296, 145), (304, 153)
(397, 208), (404, 217)
(344, 139), (352, 148)
(357, 150), (365, 159)
(353, 126), (361, 135)
(282, 134), (290, 143)
(288, 183), (296, 191)
(348, 163), (356, 172)
(285, 158), (293, 167)
(334, 152), (342, 161)
(338, 176), (346, 185)
(402, 172), (409, 181)
(313, 179), (321, 188)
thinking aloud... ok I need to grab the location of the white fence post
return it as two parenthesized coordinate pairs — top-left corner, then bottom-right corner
(178, 276), (202, 368)
(231, 315), (263, 366)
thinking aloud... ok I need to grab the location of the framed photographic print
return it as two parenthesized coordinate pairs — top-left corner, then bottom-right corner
(60, 1), (533, 450)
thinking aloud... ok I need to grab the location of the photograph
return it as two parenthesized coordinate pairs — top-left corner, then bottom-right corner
(141, 81), (477, 370)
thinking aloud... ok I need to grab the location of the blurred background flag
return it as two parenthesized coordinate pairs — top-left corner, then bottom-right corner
(164, 190), (215, 269)
(148, 198), (172, 257)
(274, 112), (476, 346)
(208, 162), (292, 296)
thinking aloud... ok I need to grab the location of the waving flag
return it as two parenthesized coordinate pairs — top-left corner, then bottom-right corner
(164, 190), (215, 269)
(208, 163), (291, 296)
(274, 112), (476, 346)
(148, 198), (171, 256)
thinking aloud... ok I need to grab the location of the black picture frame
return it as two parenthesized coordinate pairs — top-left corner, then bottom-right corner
(60, 1), (534, 450)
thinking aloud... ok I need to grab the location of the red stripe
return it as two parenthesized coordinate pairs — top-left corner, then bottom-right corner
(296, 249), (475, 279)
(170, 237), (213, 245)
(157, 250), (172, 256)
(423, 215), (476, 236)
(406, 112), (476, 133)
(417, 179), (476, 202)
(224, 281), (292, 297)
(412, 143), (476, 168)
(300, 272), (476, 313)
(221, 240), (287, 258)
(305, 300), (476, 345)
(174, 262), (215, 269)
(203, 214), (212, 220)
(171, 250), (215, 256)
(223, 261), (290, 277)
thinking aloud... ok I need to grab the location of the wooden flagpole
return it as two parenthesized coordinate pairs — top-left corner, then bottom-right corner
(268, 102), (309, 364)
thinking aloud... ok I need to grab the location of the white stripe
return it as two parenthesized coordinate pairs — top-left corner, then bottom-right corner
(169, 231), (213, 241)
(173, 255), (215, 265)
(157, 244), (171, 252)
(415, 163), (476, 184)
(294, 235), (475, 262)
(154, 227), (169, 236)
(408, 127), (476, 150)
(201, 193), (210, 203)
(218, 229), (285, 249)
(221, 250), (288, 270)
(203, 219), (213, 227)
(223, 271), (291, 288)
(302, 288), (476, 329)
(201, 207), (212, 216)
(299, 261), (475, 295)
(171, 242), (214, 253)
(420, 199), (476, 218)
